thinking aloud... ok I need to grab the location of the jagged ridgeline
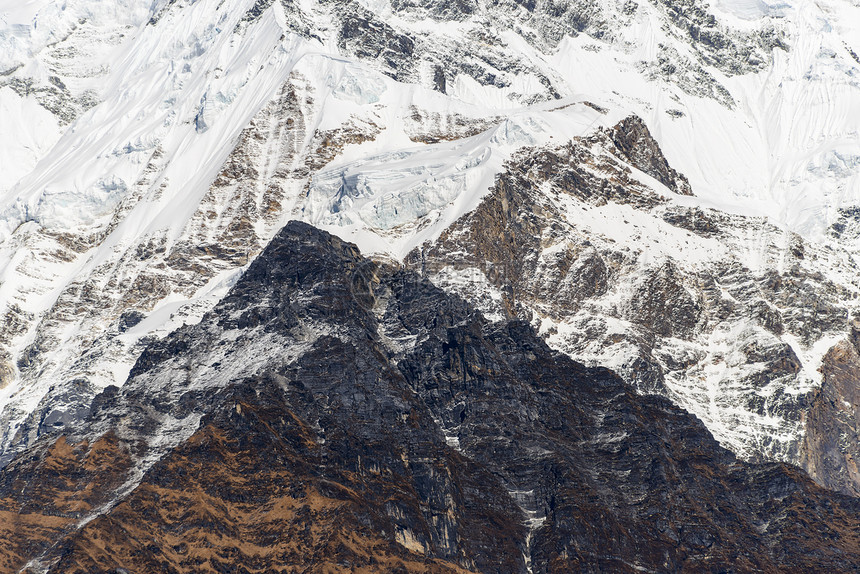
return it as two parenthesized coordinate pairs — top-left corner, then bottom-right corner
(1, 222), (859, 573)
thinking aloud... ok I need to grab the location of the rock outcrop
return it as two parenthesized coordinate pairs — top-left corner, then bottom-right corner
(801, 320), (860, 497)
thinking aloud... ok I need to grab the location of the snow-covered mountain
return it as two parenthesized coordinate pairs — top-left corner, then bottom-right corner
(0, 0), (859, 494)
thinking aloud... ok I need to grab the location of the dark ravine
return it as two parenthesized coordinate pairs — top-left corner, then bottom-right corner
(0, 221), (859, 573)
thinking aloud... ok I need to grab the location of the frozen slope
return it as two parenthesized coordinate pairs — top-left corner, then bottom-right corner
(0, 0), (858, 474)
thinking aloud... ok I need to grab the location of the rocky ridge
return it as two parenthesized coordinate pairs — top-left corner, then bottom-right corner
(2, 221), (860, 573)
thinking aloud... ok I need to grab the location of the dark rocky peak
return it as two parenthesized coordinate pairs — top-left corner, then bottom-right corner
(608, 115), (694, 196)
(128, 221), (375, 380)
(1, 222), (860, 572)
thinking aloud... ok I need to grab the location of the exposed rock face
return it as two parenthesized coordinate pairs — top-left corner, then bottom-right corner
(337, 4), (418, 82)
(609, 116), (693, 196)
(801, 321), (860, 497)
(406, 117), (860, 467)
(1, 222), (860, 573)
(629, 261), (701, 339)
